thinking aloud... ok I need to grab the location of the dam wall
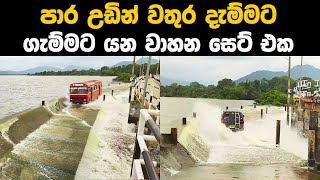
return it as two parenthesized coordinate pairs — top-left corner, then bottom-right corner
(0, 98), (66, 157)
(160, 122), (210, 179)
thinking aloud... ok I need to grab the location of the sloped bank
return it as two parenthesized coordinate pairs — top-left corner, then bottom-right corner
(0, 98), (66, 157)
(160, 123), (210, 179)
(0, 98), (100, 179)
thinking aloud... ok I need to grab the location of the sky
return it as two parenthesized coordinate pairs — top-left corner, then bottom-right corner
(161, 56), (320, 85)
(0, 56), (133, 71)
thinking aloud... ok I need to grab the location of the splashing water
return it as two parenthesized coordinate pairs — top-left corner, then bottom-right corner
(192, 101), (307, 164)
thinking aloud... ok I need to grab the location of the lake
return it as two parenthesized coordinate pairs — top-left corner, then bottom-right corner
(0, 75), (114, 120)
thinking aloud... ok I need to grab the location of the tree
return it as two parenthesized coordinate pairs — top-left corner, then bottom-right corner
(217, 78), (235, 89)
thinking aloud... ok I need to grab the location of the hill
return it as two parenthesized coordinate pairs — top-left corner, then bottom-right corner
(161, 76), (191, 86)
(0, 65), (90, 75)
(112, 57), (159, 67)
(235, 65), (320, 83)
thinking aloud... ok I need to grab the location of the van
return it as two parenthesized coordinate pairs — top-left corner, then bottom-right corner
(221, 111), (244, 132)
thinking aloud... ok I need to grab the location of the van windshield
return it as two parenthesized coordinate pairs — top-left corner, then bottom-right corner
(70, 88), (88, 94)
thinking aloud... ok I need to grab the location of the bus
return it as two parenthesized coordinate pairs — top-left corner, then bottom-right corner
(69, 80), (102, 104)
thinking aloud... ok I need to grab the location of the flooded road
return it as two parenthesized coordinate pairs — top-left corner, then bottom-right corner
(170, 164), (318, 180)
(161, 97), (316, 179)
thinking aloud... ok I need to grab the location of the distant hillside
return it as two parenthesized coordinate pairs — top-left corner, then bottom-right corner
(235, 65), (320, 83)
(161, 76), (191, 86)
(112, 57), (159, 67)
(0, 65), (90, 75)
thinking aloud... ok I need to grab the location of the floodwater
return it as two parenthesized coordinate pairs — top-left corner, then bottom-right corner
(0, 75), (114, 120)
(0, 104), (100, 179)
(161, 97), (317, 179)
(0, 76), (114, 179)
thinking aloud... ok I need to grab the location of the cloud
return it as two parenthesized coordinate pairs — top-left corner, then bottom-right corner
(161, 56), (320, 85)
(0, 56), (133, 71)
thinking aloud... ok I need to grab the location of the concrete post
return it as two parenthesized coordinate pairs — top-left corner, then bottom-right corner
(276, 120), (281, 147)
(309, 111), (318, 168)
(129, 86), (132, 103)
(193, 112), (196, 118)
(182, 117), (186, 125)
(171, 128), (177, 145)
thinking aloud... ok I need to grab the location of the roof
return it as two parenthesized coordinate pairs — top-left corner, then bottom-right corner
(70, 80), (102, 86)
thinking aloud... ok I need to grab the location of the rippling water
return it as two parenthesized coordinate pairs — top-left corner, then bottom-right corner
(0, 75), (114, 120)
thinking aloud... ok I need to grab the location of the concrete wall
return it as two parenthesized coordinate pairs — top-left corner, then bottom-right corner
(160, 123), (210, 179)
(0, 98), (66, 157)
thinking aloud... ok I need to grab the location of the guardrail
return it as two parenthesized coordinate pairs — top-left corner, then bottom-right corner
(133, 76), (160, 110)
(130, 109), (160, 180)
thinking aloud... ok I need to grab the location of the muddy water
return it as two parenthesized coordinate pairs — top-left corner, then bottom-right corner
(0, 75), (114, 120)
(0, 106), (99, 179)
(170, 164), (319, 180)
(162, 97), (316, 179)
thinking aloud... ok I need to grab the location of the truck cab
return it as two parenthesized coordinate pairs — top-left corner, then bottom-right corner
(221, 111), (244, 132)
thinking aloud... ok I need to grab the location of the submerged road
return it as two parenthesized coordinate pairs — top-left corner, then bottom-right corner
(168, 103), (319, 180)
(0, 83), (133, 180)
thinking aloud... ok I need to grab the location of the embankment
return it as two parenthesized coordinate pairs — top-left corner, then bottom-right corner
(160, 122), (210, 179)
(0, 98), (66, 157)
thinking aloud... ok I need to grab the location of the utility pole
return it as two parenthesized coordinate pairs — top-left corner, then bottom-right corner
(287, 56), (291, 125)
(141, 56), (152, 109)
(298, 56), (303, 131)
(131, 56), (136, 77)
(156, 56), (160, 75)
(299, 56), (303, 107)
(139, 56), (143, 77)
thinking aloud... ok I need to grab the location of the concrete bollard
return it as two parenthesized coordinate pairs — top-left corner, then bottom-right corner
(240, 105), (243, 109)
(182, 117), (187, 125)
(42, 100), (45, 106)
(309, 111), (318, 168)
(103, 95), (106, 101)
(111, 90), (114, 96)
(276, 120), (281, 147)
(129, 86), (132, 103)
(193, 112), (196, 118)
(261, 109), (263, 118)
(226, 106), (229, 110)
(171, 128), (177, 145)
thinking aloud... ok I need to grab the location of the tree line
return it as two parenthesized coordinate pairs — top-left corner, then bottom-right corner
(161, 76), (313, 106)
(31, 63), (160, 83)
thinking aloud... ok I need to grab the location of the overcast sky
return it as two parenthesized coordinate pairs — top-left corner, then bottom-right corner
(161, 56), (320, 85)
(0, 56), (133, 71)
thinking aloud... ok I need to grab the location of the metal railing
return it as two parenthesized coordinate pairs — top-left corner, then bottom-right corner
(133, 76), (160, 110)
(130, 109), (160, 180)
